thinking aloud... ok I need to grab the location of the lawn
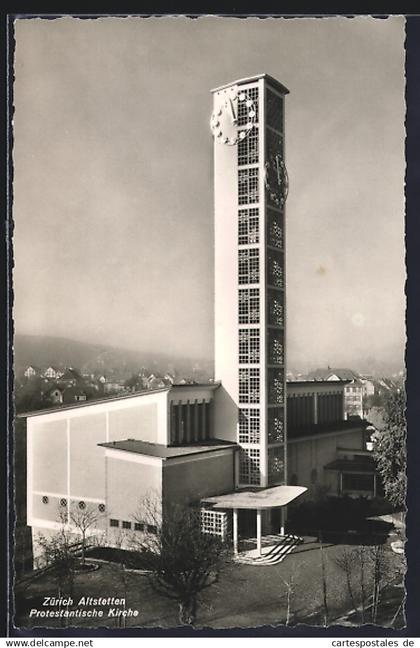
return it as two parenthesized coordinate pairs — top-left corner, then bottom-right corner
(14, 537), (405, 630)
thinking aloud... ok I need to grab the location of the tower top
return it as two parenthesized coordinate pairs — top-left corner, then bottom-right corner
(211, 73), (289, 95)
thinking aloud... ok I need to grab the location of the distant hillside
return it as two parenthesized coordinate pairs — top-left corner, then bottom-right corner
(13, 334), (213, 379)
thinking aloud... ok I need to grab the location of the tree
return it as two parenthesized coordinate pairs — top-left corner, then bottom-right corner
(69, 501), (104, 565)
(131, 497), (229, 625)
(373, 390), (406, 508)
(36, 509), (77, 599)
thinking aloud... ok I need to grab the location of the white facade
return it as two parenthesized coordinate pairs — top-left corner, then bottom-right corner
(212, 74), (289, 489)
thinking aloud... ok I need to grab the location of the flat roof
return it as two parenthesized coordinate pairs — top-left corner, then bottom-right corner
(288, 419), (368, 440)
(211, 73), (289, 95)
(17, 382), (220, 419)
(202, 485), (307, 510)
(98, 438), (237, 460)
(287, 380), (351, 386)
(324, 457), (376, 473)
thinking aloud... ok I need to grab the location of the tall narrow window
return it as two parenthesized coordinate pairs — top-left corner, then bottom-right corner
(238, 208), (259, 245)
(239, 368), (260, 404)
(239, 329), (260, 364)
(239, 288), (260, 325)
(238, 248), (259, 285)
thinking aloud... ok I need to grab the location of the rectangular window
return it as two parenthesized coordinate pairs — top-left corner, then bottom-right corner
(268, 446), (285, 485)
(342, 473), (374, 493)
(237, 86), (259, 126)
(239, 448), (261, 486)
(268, 329), (284, 365)
(239, 408), (260, 443)
(238, 127), (259, 166)
(267, 251), (284, 288)
(200, 509), (227, 537)
(238, 248), (259, 285)
(238, 288), (260, 325)
(238, 168), (259, 205)
(267, 208), (284, 249)
(268, 408), (284, 443)
(268, 289), (284, 326)
(122, 520), (131, 530)
(134, 522), (144, 531)
(239, 328), (260, 364)
(110, 519), (119, 528)
(268, 368), (284, 405)
(238, 208), (259, 245)
(239, 368), (260, 404)
(146, 524), (158, 535)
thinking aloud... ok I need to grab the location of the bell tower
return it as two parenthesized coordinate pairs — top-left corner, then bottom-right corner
(212, 74), (289, 489)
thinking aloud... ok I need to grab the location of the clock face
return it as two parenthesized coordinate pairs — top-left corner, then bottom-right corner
(210, 86), (256, 146)
(264, 153), (289, 208)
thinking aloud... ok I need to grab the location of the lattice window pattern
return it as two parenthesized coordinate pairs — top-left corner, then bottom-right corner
(239, 288), (260, 325)
(238, 127), (259, 166)
(239, 447), (261, 486)
(239, 328), (260, 364)
(268, 329), (284, 365)
(267, 252), (284, 288)
(238, 208), (259, 245)
(268, 289), (284, 326)
(268, 368), (284, 404)
(201, 509), (228, 538)
(237, 87), (259, 126)
(268, 408), (284, 443)
(268, 446), (285, 484)
(239, 367), (260, 404)
(267, 208), (284, 249)
(238, 168), (259, 205)
(239, 408), (260, 443)
(238, 248), (259, 285)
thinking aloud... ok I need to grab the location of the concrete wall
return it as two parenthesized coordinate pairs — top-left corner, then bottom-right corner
(105, 450), (162, 524)
(162, 450), (235, 509)
(27, 391), (168, 531)
(287, 428), (364, 497)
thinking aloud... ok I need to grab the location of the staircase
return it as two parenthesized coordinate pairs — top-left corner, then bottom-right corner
(235, 534), (303, 565)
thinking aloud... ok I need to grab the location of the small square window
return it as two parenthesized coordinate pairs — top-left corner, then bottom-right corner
(146, 524), (158, 535)
(122, 520), (131, 530)
(134, 522), (144, 532)
(110, 519), (119, 528)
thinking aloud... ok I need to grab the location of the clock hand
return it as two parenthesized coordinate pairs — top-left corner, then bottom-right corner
(228, 98), (237, 124)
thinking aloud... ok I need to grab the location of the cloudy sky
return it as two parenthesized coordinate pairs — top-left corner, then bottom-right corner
(13, 15), (405, 371)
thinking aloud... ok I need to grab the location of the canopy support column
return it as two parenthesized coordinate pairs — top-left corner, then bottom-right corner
(256, 508), (262, 556)
(233, 509), (238, 556)
(280, 506), (286, 536)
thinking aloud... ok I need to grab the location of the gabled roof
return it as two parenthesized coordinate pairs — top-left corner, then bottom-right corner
(307, 368), (361, 381)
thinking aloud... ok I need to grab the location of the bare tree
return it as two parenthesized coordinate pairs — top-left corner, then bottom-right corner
(280, 562), (302, 626)
(319, 538), (329, 626)
(369, 543), (385, 624)
(36, 508), (77, 600)
(130, 496), (229, 625)
(69, 501), (104, 565)
(334, 547), (358, 618)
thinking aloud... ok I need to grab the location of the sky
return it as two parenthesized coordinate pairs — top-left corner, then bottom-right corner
(13, 16), (406, 371)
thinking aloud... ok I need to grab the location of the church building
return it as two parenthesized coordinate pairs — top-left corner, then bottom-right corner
(23, 74), (376, 565)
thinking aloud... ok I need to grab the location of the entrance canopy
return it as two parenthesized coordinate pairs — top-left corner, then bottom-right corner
(203, 485), (307, 510)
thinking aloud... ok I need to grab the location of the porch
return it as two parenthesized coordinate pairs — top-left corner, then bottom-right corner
(202, 484), (307, 560)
